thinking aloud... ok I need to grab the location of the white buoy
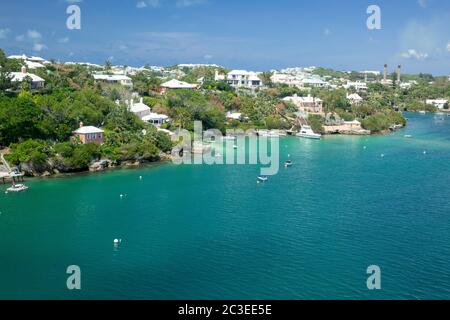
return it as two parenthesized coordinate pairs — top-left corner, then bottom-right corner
(139, 176), (143, 180)
(120, 194), (124, 199)
(423, 151), (427, 155)
(363, 146), (367, 150)
(381, 154), (385, 158)
(114, 239), (119, 244)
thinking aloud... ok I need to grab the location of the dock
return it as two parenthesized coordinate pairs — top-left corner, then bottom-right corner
(1, 153), (25, 185)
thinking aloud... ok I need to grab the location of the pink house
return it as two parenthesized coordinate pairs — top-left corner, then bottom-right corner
(72, 122), (104, 144)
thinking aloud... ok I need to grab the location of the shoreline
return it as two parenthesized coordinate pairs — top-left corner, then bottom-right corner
(1, 158), (171, 185)
(2, 129), (403, 183)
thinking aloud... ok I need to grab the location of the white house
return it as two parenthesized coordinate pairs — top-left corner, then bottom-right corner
(24, 60), (45, 69)
(160, 79), (198, 90)
(128, 98), (151, 119)
(142, 113), (170, 126)
(226, 112), (242, 121)
(343, 81), (367, 91)
(301, 78), (330, 88)
(9, 66), (45, 90)
(426, 99), (448, 110)
(93, 74), (133, 86)
(347, 93), (363, 104)
(271, 73), (303, 88)
(282, 94), (323, 114)
(215, 70), (263, 89)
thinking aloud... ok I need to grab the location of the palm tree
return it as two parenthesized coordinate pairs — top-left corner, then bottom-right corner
(104, 60), (113, 73)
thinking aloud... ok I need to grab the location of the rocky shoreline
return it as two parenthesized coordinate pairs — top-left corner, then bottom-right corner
(15, 153), (172, 178)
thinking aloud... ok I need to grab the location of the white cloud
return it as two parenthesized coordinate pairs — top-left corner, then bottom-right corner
(418, 0), (428, 8)
(447, 42), (450, 52)
(66, 0), (82, 3)
(176, 0), (208, 8)
(401, 49), (429, 60)
(58, 37), (70, 43)
(27, 30), (42, 40)
(136, 0), (160, 8)
(33, 43), (47, 52)
(0, 28), (10, 39)
(324, 28), (331, 36)
(203, 54), (213, 59)
(15, 34), (25, 42)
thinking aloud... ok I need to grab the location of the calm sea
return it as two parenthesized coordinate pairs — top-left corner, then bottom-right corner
(1, 112), (450, 300)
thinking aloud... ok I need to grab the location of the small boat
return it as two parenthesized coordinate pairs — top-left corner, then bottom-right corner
(233, 145), (238, 149)
(404, 135), (413, 138)
(284, 160), (293, 167)
(257, 176), (268, 182)
(296, 125), (321, 140)
(419, 111), (426, 114)
(222, 136), (236, 140)
(6, 184), (28, 193)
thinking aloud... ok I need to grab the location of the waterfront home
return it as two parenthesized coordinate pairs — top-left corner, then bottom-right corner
(215, 70), (263, 89)
(426, 99), (448, 110)
(347, 93), (363, 104)
(142, 113), (169, 126)
(160, 79), (198, 93)
(93, 74), (133, 86)
(282, 94), (323, 115)
(9, 66), (45, 90)
(128, 98), (151, 119)
(72, 123), (104, 144)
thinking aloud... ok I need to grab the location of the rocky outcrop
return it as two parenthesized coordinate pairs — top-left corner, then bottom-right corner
(18, 152), (169, 177)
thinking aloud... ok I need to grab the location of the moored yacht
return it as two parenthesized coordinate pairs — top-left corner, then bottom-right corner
(296, 125), (321, 140)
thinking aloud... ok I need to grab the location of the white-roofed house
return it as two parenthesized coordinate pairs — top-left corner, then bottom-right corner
(142, 113), (170, 126)
(9, 66), (45, 90)
(160, 79), (198, 93)
(215, 70), (263, 89)
(343, 81), (367, 91)
(426, 99), (449, 110)
(24, 60), (45, 69)
(347, 93), (363, 105)
(7, 54), (28, 60)
(128, 98), (151, 119)
(93, 74), (133, 86)
(282, 94), (324, 115)
(72, 122), (104, 144)
(226, 112), (242, 121)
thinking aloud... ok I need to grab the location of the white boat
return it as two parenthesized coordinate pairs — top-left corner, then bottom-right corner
(6, 184), (28, 192)
(222, 136), (236, 140)
(419, 111), (426, 114)
(404, 135), (413, 138)
(296, 125), (321, 140)
(257, 176), (268, 182)
(284, 160), (293, 167)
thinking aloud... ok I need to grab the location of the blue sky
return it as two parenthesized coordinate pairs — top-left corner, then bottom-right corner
(1, 0), (450, 74)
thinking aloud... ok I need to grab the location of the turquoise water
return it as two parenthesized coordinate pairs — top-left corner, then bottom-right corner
(1, 112), (450, 300)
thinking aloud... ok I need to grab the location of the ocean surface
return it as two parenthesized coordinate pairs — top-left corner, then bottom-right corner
(1, 112), (450, 300)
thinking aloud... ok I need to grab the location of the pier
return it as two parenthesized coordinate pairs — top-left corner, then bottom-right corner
(0, 153), (24, 185)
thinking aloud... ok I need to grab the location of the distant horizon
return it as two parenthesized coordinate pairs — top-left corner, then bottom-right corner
(6, 49), (449, 77)
(1, 1), (450, 75)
